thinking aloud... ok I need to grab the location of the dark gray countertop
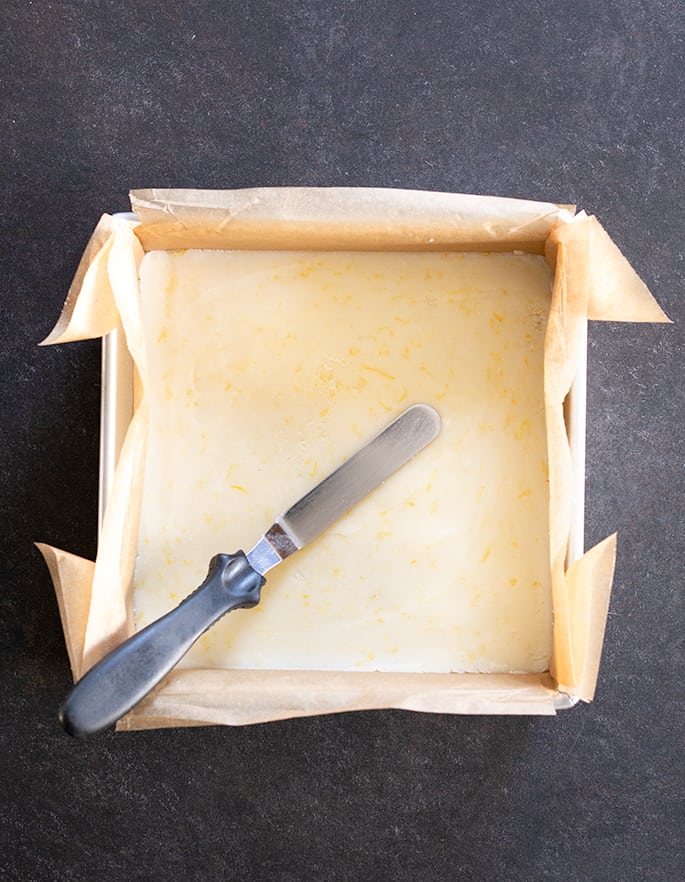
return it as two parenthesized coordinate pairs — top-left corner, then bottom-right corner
(1, 2), (683, 880)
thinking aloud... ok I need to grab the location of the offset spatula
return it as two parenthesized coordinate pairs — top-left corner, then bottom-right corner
(59, 403), (441, 737)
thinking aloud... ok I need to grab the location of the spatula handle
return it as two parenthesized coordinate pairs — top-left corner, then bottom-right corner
(58, 551), (265, 738)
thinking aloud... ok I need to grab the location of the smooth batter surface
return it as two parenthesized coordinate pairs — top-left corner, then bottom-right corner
(134, 250), (553, 673)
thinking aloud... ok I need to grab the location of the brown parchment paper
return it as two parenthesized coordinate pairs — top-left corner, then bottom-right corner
(38, 188), (669, 728)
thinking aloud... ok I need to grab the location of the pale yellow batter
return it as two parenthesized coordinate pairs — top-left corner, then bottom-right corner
(134, 249), (553, 673)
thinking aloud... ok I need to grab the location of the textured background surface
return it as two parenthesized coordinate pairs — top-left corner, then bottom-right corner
(1, 2), (683, 880)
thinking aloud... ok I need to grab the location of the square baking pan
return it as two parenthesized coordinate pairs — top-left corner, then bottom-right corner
(97, 211), (588, 712)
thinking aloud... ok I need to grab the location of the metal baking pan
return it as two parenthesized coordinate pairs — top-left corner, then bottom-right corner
(98, 221), (587, 711)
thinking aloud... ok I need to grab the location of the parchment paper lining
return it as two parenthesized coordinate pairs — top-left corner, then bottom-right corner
(38, 188), (668, 727)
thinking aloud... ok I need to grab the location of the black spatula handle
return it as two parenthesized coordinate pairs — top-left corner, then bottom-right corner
(59, 551), (265, 738)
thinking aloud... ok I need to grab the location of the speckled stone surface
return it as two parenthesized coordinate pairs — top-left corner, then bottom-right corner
(1, 2), (683, 880)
